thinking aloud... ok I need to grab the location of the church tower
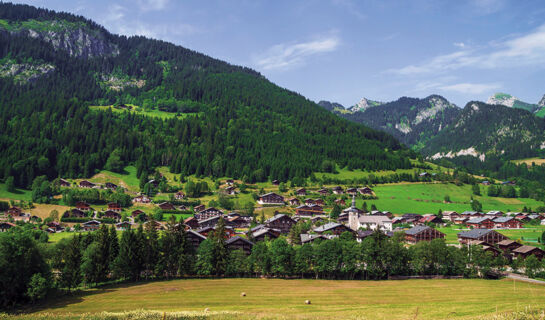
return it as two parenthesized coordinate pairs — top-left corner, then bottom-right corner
(347, 194), (359, 231)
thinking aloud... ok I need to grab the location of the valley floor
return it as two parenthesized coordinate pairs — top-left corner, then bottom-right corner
(16, 278), (545, 320)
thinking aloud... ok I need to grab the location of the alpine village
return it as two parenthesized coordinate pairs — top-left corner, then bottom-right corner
(2, 2), (545, 320)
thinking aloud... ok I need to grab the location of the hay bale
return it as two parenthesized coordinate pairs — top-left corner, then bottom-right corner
(305, 300), (311, 305)
(241, 292), (246, 297)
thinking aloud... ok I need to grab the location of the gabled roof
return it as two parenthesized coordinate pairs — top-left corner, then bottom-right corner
(265, 213), (294, 224)
(466, 217), (492, 224)
(404, 225), (432, 235)
(226, 236), (254, 246)
(187, 229), (207, 240)
(313, 222), (343, 233)
(497, 239), (519, 246)
(513, 245), (543, 254)
(493, 217), (513, 223)
(250, 224), (265, 233)
(82, 219), (101, 226)
(458, 229), (494, 239)
(259, 192), (282, 197)
(199, 215), (221, 224)
(358, 216), (392, 224)
(252, 228), (279, 238)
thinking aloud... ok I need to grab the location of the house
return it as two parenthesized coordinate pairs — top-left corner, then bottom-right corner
(265, 214), (296, 234)
(257, 192), (284, 205)
(75, 201), (91, 211)
(454, 217), (469, 225)
(304, 198), (315, 206)
(461, 211), (483, 218)
(358, 187), (373, 195)
(79, 180), (96, 188)
(186, 230), (207, 250)
(288, 198), (300, 206)
(332, 186), (344, 195)
(194, 204), (206, 212)
(404, 226), (445, 244)
(466, 217), (495, 229)
(148, 179), (159, 187)
(314, 198), (325, 206)
(512, 246), (544, 260)
(442, 211), (459, 222)
(355, 230), (374, 242)
(497, 239), (523, 252)
(400, 213), (423, 224)
(184, 216), (200, 229)
(223, 186), (236, 195)
(195, 207), (223, 220)
(105, 182), (118, 190)
(252, 228), (280, 241)
(295, 204), (324, 216)
(103, 210), (121, 221)
(346, 188), (358, 195)
(6, 207), (23, 216)
(82, 220), (101, 231)
(486, 210), (503, 218)
(515, 214), (530, 222)
(317, 188), (329, 196)
(158, 202), (176, 211)
(528, 214), (544, 221)
(371, 211), (394, 219)
(300, 233), (337, 244)
(457, 229), (508, 245)
(226, 236), (254, 255)
(493, 217), (523, 229)
(272, 180), (280, 185)
(482, 180), (491, 186)
(419, 172), (430, 177)
(196, 226), (215, 237)
(131, 209), (145, 217)
(337, 212), (349, 223)
(144, 220), (164, 231)
(226, 179), (234, 186)
(334, 199), (346, 206)
(174, 191), (186, 200)
(313, 222), (352, 235)
(0, 222), (16, 232)
(59, 178), (71, 187)
(47, 221), (64, 232)
(296, 188), (306, 196)
(417, 215), (444, 225)
(481, 245), (502, 257)
(198, 215), (221, 229)
(132, 195), (151, 203)
(227, 215), (249, 228)
(354, 215), (393, 231)
(116, 221), (132, 230)
(107, 202), (122, 212)
(70, 208), (87, 218)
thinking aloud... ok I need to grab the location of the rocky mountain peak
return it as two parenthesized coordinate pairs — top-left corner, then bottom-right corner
(539, 94), (545, 107)
(349, 97), (383, 112)
(487, 93), (517, 107)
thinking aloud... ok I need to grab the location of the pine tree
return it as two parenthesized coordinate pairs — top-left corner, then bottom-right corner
(108, 225), (119, 271)
(211, 217), (228, 275)
(60, 235), (82, 291)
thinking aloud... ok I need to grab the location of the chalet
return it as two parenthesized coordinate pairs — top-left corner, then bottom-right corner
(79, 180), (96, 188)
(454, 217), (469, 225)
(103, 210), (121, 221)
(515, 214), (530, 222)
(265, 214), (295, 234)
(199, 215), (221, 229)
(226, 236), (254, 255)
(107, 202), (122, 212)
(59, 178), (71, 187)
(186, 230), (207, 250)
(417, 215), (443, 225)
(313, 222), (352, 235)
(158, 202), (176, 211)
(457, 229), (508, 245)
(358, 187), (373, 195)
(47, 221), (64, 232)
(371, 211), (394, 219)
(497, 239), (523, 252)
(272, 180), (280, 185)
(346, 188), (358, 195)
(400, 213), (423, 224)
(144, 220), (164, 231)
(466, 217), (494, 229)
(404, 226), (445, 244)
(482, 180), (491, 186)
(332, 186), (344, 195)
(131, 209), (145, 217)
(0, 222), (16, 232)
(355, 230), (374, 242)
(481, 244), (502, 257)
(485, 210), (503, 218)
(75, 201), (91, 211)
(105, 182), (118, 190)
(295, 204), (324, 216)
(223, 186), (236, 195)
(442, 211), (459, 222)
(148, 179), (159, 188)
(354, 216), (393, 231)
(512, 245), (544, 260)
(502, 180), (516, 186)
(342, 206), (364, 216)
(6, 207), (23, 216)
(226, 179), (234, 186)
(493, 217), (523, 229)
(304, 198), (315, 206)
(317, 188), (329, 196)
(227, 215), (249, 228)
(132, 195), (151, 203)
(461, 211), (482, 218)
(288, 198), (300, 206)
(528, 214), (544, 221)
(174, 191), (186, 200)
(195, 207), (223, 220)
(419, 172), (430, 177)
(300, 233), (337, 244)
(82, 220), (101, 231)
(337, 212), (349, 223)
(184, 216), (200, 229)
(296, 188), (307, 196)
(70, 208), (87, 218)
(314, 198), (325, 206)
(334, 199), (346, 206)
(252, 228), (280, 241)
(194, 204), (206, 212)
(257, 192), (284, 205)
(311, 216), (325, 224)
(115, 221), (132, 231)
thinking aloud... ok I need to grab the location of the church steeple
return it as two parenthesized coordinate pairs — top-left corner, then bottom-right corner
(351, 194), (356, 209)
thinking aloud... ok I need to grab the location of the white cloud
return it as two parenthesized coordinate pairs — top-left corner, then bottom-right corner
(388, 23), (545, 75)
(438, 82), (502, 94)
(453, 42), (466, 48)
(255, 35), (340, 71)
(137, 0), (170, 11)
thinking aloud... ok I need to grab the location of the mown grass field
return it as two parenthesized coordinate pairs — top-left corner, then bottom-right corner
(360, 183), (544, 214)
(438, 225), (545, 246)
(512, 157), (545, 167)
(0, 183), (32, 201)
(20, 278), (545, 319)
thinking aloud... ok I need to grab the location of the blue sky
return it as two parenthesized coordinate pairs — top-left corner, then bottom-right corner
(10, 0), (545, 107)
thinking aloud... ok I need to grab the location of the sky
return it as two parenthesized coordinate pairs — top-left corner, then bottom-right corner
(8, 0), (545, 107)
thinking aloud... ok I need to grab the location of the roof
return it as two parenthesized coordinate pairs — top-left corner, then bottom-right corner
(252, 228), (279, 238)
(82, 220), (101, 226)
(358, 216), (392, 224)
(265, 213), (290, 224)
(493, 217), (513, 223)
(458, 229), (494, 239)
(196, 226), (215, 233)
(187, 230), (207, 240)
(356, 230), (374, 238)
(404, 225), (432, 235)
(226, 236), (254, 246)
(250, 224), (265, 232)
(259, 192), (282, 197)
(300, 234), (325, 243)
(466, 217), (492, 224)
(420, 215), (441, 223)
(497, 239), (518, 246)
(513, 245), (543, 254)
(314, 222), (343, 233)
(199, 215), (221, 224)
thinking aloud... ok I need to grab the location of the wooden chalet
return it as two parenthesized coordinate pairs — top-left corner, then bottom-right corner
(481, 244), (502, 257)
(186, 230), (207, 250)
(497, 239), (523, 252)
(400, 213), (423, 224)
(417, 215), (443, 225)
(466, 217), (494, 229)
(252, 228), (280, 241)
(6, 207), (23, 216)
(148, 179), (159, 188)
(296, 188), (307, 196)
(295, 204), (324, 216)
(265, 214), (295, 234)
(198, 215), (221, 229)
(103, 210), (121, 221)
(346, 188), (358, 195)
(226, 236), (254, 255)
(272, 179), (280, 185)
(82, 220), (101, 231)
(183, 216), (200, 229)
(132, 195), (151, 203)
(515, 214), (530, 222)
(75, 201), (91, 211)
(442, 211), (459, 222)
(512, 245), (544, 260)
(223, 186), (236, 195)
(144, 220), (164, 231)
(358, 187), (373, 195)
(454, 217), (469, 225)
(334, 199), (346, 206)
(404, 226), (445, 244)
(257, 192), (284, 205)
(105, 182), (118, 190)
(461, 211), (483, 219)
(195, 207), (223, 220)
(174, 191), (185, 200)
(69, 208), (87, 218)
(0, 222), (16, 232)
(158, 202), (176, 211)
(313, 222), (352, 235)
(194, 204), (206, 212)
(493, 217), (523, 229)
(317, 188), (329, 196)
(59, 178), (71, 187)
(79, 180), (96, 188)
(47, 221), (64, 232)
(288, 198), (300, 206)
(115, 221), (132, 231)
(481, 180), (491, 185)
(457, 229), (508, 245)
(227, 215), (250, 228)
(226, 179), (234, 186)
(332, 186), (344, 195)
(131, 209), (145, 217)
(304, 198), (315, 206)
(107, 202), (122, 212)
(314, 198), (325, 206)
(485, 211), (503, 218)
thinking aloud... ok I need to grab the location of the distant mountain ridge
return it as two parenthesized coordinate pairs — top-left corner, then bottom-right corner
(487, 92), (545, 116)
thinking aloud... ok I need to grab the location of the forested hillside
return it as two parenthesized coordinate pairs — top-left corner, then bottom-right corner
(0, 3), (413, 188)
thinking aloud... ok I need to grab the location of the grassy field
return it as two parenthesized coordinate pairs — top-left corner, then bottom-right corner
(84, 166), (140, 192)
(360, 183), (544, 214)
(0, 183), (32, 201)
(438, 225), (545, 246)
(512, 157), (545, 167)
(89, 105), (200, 120)
(20, 278), (545, 319)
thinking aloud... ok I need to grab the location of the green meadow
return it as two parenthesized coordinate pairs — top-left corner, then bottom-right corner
(89, 105), (200, 120)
